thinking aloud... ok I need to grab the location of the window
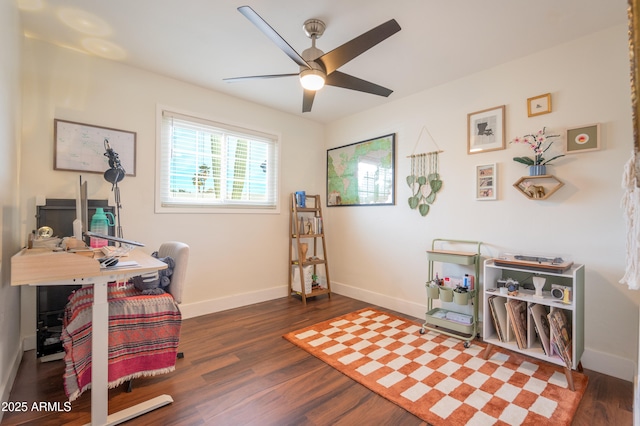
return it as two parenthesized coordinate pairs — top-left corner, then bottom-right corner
(157, 109), (279, 212)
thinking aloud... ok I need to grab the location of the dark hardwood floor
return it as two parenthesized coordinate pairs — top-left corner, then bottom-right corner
(1, 294), (633, 425)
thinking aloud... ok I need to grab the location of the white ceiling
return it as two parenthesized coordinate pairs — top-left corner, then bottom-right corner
(18, 0), (628, 124)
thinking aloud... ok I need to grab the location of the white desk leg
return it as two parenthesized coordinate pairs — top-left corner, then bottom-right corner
(85, 279), (173, 426)
(91, 280), (109, 426)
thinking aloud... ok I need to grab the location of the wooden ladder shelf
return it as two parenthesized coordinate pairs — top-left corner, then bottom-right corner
(288, 193), (332, 304)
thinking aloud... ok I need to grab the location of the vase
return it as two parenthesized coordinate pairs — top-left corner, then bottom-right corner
(299, 243), (308, 263)
(532, 276), (546, 299)
(529, 165), (546, 176)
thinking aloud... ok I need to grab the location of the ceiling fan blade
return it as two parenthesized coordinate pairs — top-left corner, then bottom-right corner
(238, 6), (311, 70)
(224, 73), (298, 82)
(325, 71), (393, 97)
(317, 19), (401, 74)
(302, 89), (316, 112)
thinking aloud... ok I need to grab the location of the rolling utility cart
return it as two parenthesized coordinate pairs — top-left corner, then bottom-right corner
(420, 239), (482, 348)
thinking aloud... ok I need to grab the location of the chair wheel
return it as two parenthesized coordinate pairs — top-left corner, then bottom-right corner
(419, 328), (426, 335)
(464, 341), (470, 348)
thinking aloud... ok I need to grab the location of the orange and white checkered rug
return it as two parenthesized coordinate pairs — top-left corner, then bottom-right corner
(283, 308), (587, 425)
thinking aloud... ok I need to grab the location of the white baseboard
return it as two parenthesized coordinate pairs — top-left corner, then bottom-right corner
(0, 344), (23, 423)
(580, 346), (635, 382)
(331, 280), (636, 382)
(177, 282), (427, 321)
(179, 285), (286, 319)
(331, 281), (427, 320)
(23, 333), (35, 351)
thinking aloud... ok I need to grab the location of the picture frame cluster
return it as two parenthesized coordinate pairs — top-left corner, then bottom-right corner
(469, 93), (601, 201)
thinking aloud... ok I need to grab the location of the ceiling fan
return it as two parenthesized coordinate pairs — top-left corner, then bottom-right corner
(224, 6), (401, 112)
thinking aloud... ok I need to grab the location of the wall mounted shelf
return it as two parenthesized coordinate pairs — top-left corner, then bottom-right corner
(513, 174), (564, 200)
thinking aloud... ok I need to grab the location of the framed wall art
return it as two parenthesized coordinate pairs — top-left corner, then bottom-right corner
(467, 105), (505, 154)
(54, 119), (136, 175)
(326, 133), (395, 206)
(527, 93), (552, 117)
(476, 163), (497, 200)
(566, 123), (601, 154)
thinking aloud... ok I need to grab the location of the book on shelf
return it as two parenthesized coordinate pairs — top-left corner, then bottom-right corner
(297, 216), (323, 235)
(503, 301), (518, 348)
(506, 299), (528, 350)
(529, 303), (551, 356)
(548, 309), (572, 368)
(488, 296), (507, 342)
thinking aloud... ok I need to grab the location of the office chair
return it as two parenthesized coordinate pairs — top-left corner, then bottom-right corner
(126, 241), (189, 392)
(157, 241), (190, 305)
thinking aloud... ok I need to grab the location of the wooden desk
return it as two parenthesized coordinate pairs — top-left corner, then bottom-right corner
(12, 248), (171, 426)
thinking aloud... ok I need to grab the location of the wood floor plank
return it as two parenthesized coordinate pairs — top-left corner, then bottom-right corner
(0, 294), (633, 425)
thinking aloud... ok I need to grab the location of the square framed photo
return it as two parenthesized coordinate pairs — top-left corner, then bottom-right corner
(527, 93), (552, 117)
(467, 105), (505, 154)
(566, 123), (601, 154)
(476, 163), (497, 200)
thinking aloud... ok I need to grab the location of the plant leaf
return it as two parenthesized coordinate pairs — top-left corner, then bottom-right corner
(417, 176), (427, 185)
(425, 192), (436, 204)
(406, 175), (415, 187)
(541, 154), (565, 165)
(408, 196), (419, 209)
(419, 204), (430, 216)
(430, 179), (443, 193)
(513, 156), (535, 166)
(427, 172), (439, 181)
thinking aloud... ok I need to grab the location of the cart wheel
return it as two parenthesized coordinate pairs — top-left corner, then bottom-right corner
(464, 341), (470, 348)
(419, 328), (426, 335)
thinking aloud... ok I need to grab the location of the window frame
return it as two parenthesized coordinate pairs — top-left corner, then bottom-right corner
(155, 106), (281, 214)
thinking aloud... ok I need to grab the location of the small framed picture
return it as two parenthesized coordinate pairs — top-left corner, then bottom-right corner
(527, 93), (552, 117)
(467, 105), (505, 154)
(476, 163), (497, 200)
(566, 123), (601, 154)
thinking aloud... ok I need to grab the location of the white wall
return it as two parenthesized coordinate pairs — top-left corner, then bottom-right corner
(325, 24), (639, 380)
(0, 1), (24, 420)
(19, 38), (325, 340)
(16, 21), (638, 382)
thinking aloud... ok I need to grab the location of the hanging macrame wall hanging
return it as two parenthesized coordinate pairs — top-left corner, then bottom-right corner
(407, 126), (443, 217)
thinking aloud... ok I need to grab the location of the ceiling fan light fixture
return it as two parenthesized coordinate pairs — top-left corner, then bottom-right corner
(300, 68), (325, 91)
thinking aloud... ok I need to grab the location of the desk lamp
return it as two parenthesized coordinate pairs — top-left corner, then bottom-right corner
(103, 138), (125, 239)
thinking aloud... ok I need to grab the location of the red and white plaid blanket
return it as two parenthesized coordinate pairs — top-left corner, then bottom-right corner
(61, 282), (182, 401)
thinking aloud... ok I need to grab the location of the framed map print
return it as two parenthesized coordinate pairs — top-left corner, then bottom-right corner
(327, 134), (395, 206)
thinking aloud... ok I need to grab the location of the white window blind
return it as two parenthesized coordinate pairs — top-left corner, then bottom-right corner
(158, 110), (279, 211)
